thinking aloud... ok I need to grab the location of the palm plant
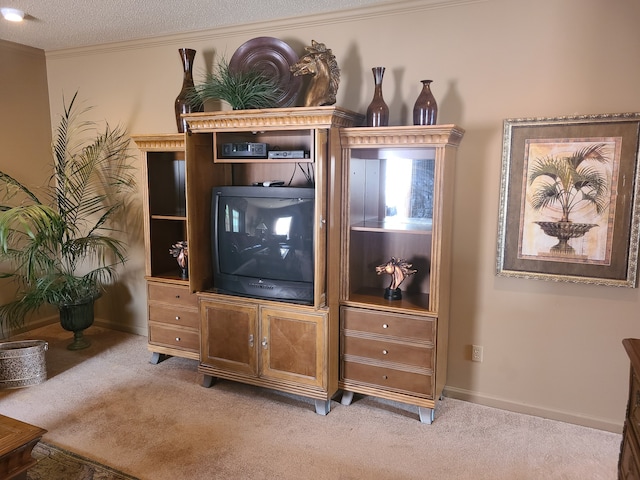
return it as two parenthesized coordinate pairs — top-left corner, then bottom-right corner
(0, 92), (136, 335)
(528, 143), (609, 223)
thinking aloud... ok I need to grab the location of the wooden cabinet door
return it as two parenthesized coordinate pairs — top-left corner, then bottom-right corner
(260, 307), (325, 388)
(200, 299), (258, 376)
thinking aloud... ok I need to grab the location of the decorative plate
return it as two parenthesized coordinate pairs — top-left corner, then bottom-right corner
(228, 36), (302, 108)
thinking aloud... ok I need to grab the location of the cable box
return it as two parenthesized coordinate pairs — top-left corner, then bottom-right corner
(267, 150), (309, 159)
(222, 142), (268, 158)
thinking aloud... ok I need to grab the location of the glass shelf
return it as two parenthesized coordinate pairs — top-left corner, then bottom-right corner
(151, 214), (187, 221)
(351, 218), (432, 234)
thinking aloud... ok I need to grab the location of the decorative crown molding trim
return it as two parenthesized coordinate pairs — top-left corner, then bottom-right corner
(45, 0), (486, 58)
(184, 107), (363, 132)
(340, 125), (465, 147)
(131, 134), (185, 150)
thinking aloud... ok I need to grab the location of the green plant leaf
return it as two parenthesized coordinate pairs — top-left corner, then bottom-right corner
(0, 92), (136, 335)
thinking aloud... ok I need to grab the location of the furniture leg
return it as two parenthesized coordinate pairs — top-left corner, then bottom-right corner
(149, 352), (169, 364)
(201, 374), (216, 388)
(340, 390), (354, 406)
(315, 399), (331, 415)
(418, 407), (434, 424)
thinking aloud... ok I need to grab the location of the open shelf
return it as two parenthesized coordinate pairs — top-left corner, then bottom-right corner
(214, 129), (314, 163)
(345, 288), (431, 315)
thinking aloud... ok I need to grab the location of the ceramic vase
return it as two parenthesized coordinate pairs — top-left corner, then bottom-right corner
(366, 67), (389, 127)
(413, 80), (438, 126)
(174, 48), (203, 133)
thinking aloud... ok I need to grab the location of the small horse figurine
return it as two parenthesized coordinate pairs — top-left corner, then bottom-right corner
(290, 40), (340, 107)
(376, 257), (417, 300)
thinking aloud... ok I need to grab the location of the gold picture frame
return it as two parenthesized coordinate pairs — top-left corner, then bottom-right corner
(496, 113), (640, 287)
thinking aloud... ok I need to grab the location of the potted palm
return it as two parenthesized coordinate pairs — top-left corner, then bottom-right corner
(0, 92), (135, 350)
(528, 143), (609, 256)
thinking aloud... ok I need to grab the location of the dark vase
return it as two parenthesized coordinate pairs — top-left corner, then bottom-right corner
(366, 67), (389, 127)
(59, 299), (96, 351)
(413, 80), (438, 125)
(174, 48), (203, 133)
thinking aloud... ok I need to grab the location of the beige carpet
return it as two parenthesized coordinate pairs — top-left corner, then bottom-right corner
(0, 324), (622, 480)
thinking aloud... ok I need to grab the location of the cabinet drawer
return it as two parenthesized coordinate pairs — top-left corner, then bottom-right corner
(149, 304), (199, 328)
(342, 307), (434, 341)
(342, 360), (433, 397)
(342, 336), (433, 368)
(148, 283), (197, 307)
(149, 324), (199, 351)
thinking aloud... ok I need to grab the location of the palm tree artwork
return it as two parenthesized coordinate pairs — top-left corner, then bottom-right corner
(527, 143), (611, 257)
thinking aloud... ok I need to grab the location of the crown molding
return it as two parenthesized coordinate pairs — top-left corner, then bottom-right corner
(45, 0), (485, 59)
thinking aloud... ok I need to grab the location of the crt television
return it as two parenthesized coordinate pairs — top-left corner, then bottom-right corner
(212, 185), (315, 304)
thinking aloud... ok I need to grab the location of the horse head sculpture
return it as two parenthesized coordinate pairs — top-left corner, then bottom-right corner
(376, 257), (417, 299)
(290, 40), (340, 107)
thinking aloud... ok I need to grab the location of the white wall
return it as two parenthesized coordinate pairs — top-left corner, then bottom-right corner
(42, 0), (640, 431)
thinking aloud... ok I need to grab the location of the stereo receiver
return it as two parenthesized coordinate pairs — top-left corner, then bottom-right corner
(267, 150), (309, 159)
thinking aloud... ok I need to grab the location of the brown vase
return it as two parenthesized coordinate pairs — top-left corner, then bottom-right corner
(174, 48), (203, 133)
(413, 80), (438, 125)
(366, 67), (389, 127)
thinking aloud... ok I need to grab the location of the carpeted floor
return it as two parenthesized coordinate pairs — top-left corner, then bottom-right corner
(0, 324), (624, 479)
(28, 441), (139, 480)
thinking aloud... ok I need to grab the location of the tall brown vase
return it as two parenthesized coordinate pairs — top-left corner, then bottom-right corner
(366, 67), (389, 127)
(174, 48), (203, 133)
(413, 80), (438, 125)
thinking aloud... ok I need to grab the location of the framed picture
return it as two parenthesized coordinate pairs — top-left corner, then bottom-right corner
(496, 113), (640, 287)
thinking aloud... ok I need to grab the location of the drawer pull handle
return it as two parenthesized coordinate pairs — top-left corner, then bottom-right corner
(175, 337), (181, 342)
(249, 335), (254, 347)
(382, 350), (388, 355)
(262, 338), (268, 349)
(382, 375), (388, 380)
(175, 295), (180, 299)
(175, 316), (180, 321)
(382, 324), (389, 329)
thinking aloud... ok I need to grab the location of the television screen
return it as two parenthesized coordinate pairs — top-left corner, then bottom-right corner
(212, 186), (315, 304)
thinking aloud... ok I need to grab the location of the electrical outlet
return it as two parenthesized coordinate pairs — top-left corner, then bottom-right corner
(471, 345), (483, 363)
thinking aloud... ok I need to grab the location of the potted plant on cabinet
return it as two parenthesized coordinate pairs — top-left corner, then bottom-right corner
(187, 57), (283, 110)
(0, 92), (136, 350)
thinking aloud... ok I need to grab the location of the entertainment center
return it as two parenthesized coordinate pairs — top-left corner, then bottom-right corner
(133, 106), (464, 422)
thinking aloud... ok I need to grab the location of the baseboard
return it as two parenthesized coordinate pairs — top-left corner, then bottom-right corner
(443, 385), (622, 434)
(5, 316), (147, 340)
(3, 315), (59, 339)
(93, 318), (147, 337)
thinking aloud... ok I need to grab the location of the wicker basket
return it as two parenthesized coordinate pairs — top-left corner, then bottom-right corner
(0, 340), (48, 389)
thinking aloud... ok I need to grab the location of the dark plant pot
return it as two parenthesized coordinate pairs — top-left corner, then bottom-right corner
(59, 300), (96, 350)
(0, 340), (48, 389)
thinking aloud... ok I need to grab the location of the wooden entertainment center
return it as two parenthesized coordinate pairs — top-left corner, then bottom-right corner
(133, 107), (463, 422)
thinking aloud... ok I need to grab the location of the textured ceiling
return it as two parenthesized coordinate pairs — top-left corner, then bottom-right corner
(0, 0), (388, 51)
